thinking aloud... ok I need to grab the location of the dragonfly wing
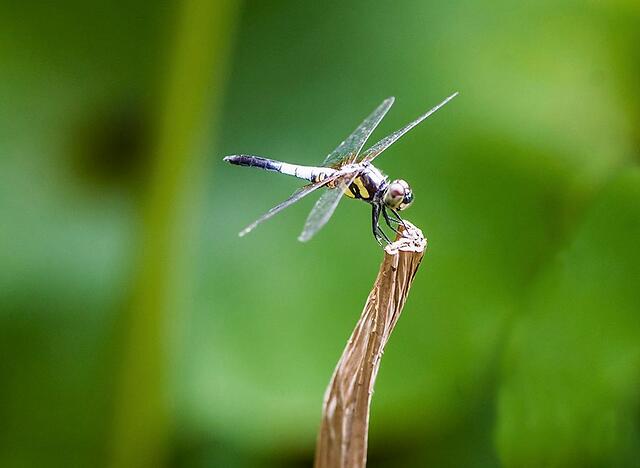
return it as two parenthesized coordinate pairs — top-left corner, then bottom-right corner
(298, 170), (360, 242)
(238, 173), (341, 237)
(322, 97), (395, 167)
(360, 92), (458, 164)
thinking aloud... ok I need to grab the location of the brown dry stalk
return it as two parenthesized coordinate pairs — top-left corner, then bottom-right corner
(314, 221), (427, 468)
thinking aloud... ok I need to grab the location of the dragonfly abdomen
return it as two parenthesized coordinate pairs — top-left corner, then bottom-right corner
(224, 155), (332, 182)
(224, 155), (282, 173)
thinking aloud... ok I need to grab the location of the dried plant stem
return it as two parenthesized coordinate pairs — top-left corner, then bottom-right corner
(314, 221), (427, 468)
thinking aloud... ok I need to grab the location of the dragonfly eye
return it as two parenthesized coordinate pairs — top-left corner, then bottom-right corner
(399, 189), (414, 210)
(384, 179), (412, 210)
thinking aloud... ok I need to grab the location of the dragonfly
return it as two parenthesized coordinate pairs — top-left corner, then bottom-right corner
(224, 92), (458, 245)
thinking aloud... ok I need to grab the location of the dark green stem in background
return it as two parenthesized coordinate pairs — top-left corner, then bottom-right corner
(109, 1), (239, 467)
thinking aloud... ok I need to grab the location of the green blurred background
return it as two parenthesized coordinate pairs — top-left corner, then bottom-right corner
(1, 0), (639, 467)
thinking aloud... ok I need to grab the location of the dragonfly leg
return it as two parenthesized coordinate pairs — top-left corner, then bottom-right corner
(390, 208), (409, 230)
(372, 204), (391, 245)
(382, 207), (402, 234)
(384, 207), (402, 223)
(378, 226), (392, 244)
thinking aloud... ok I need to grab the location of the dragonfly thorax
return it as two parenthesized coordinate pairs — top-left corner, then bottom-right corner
(343, 164), (388, 202)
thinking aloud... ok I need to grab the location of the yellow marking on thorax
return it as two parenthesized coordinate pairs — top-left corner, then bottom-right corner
(343, 176), (369, 199)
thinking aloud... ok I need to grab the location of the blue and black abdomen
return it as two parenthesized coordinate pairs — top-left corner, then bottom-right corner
(224, 155), (282, 172)
(223, 154), (331, 182)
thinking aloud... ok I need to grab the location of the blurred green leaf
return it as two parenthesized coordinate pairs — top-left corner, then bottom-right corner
(497, 169), (640, 467)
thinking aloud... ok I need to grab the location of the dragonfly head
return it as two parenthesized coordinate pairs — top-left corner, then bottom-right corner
(383, 179), (413, 211)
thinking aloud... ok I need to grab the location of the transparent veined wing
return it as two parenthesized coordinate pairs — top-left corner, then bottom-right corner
(238, 171), (344, 237)
(322, 97), (395, 168)
(298, 169), (360, 242)
(360, 92), (458, 164)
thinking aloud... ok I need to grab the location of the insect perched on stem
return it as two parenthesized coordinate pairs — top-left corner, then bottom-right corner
(224, 92), (458, 245)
